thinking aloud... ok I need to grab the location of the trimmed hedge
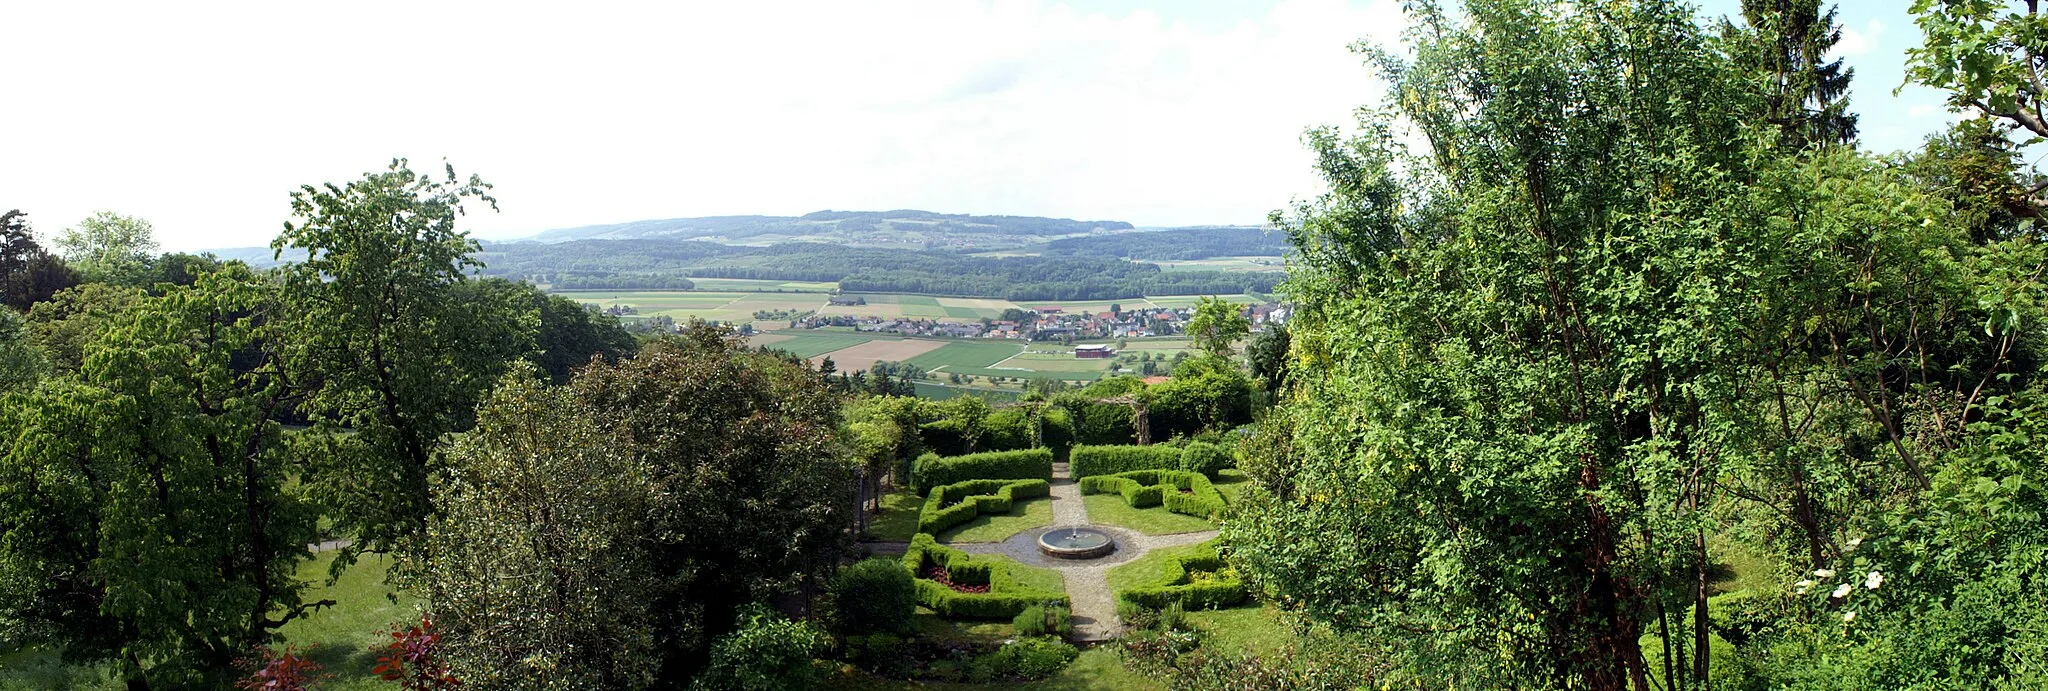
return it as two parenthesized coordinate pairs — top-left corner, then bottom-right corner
(1178, 441), (1232, 477)
(1078, 469), (1226, 519)
(910, 448), (1054, 495)
(900, 534), (1068, 619)
(1115, 542), (1247, 611)
(1069, 444), (1182, 479)
(918, 478), (1052, 535)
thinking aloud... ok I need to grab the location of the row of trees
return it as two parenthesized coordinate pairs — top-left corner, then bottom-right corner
(1229, 1), (2048, 689)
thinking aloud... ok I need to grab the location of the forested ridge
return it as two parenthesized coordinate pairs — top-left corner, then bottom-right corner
(1042, 226), (1292, 260)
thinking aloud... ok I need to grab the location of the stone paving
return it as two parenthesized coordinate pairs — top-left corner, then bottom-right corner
(861, 461), (1219, 643)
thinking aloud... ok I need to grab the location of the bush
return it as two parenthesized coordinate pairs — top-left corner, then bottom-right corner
(1079, 469), (1227, 519)
(1012, 603), (1074, 638)
(984, 638), (1079, 680)
(831, 558), (918, 636)
(982, 408), (1036, 451)
(901, 534), (1068, 619)
(691, 608), (822, 691)
(1069, 444), (1182, 479)
(1054, 394), (1140, 445)
(1179, 441), (1232, 477)
(1041, 407), (1076, 460)
(1115, 542), (1247, 611)
(918, 478), (1052, 534)
(910, 448), (1054, 495)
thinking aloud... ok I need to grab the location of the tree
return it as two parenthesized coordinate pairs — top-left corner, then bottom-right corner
(405, 367), (659, 688)
(1907, 0), (2048, 139)
(0, 267), (323, 689)
(25, 283), (147, 374)
(55, 212), (159, 286)
(568, 324), (852, 683)
(1244, 323), (1291, 393)
(1723, 0), (1858, 148)
(828, 558), (916, 636)
(0, 308), (48, 393)
(273, 160), (533, 563)
(1185, 296), (1249, 359)
(0, 209), (80, 311)
(688, 607), (821, 691)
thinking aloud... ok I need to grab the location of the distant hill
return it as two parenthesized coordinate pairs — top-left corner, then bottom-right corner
(1042, 226), (1288, 260)
(526, 210), (1134, 245)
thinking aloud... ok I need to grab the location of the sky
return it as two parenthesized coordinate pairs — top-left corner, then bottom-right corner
(1, 0), (1956, 252)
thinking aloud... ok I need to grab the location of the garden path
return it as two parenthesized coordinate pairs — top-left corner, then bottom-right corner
(860, 461), (1218, 643)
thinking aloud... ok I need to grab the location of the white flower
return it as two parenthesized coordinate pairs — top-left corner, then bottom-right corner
(1831, 583), (1853, 599)
(1794, 579), (1814, 594)
(1846, 537), (1862, 551)
(1865, 571), (1884, 590)
(1842, 611), (1856, 622)
(1815, 569), (1836, 579)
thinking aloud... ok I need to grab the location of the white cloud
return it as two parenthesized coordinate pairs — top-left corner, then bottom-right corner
(1836, 18), (1884, 59)
(0, 0), (1405, 251)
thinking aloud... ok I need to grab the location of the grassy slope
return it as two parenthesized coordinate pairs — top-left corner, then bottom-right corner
(938, 497), (1055, 543)
(1082, 494), (1216, 535)
(279, 551), (418, 690)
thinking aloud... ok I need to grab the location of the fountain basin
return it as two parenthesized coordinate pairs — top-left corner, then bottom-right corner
(1037, 527), (1115, 560)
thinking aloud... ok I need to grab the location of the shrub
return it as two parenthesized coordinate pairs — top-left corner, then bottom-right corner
(1041, 407), (1076, 460)
(982, 407), (1036, 451)
(1069, 444), (1182, 478)
(1079, 469), (1227, 519)
(900, 534), (1068, 619)
(985, 638), (1080, 680)
(918, 478), (1052, 534)
(1179, 441), (1232, 477)
(691, 608), (822, 691)
(1115, 542), (1247, 611)
(1011, 603), (1074, 638)
(910, 448), (1054, 495)
(831, 558), (918, 636)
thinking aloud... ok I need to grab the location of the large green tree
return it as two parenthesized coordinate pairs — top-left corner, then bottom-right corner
(25, 283), (147, 375)
(1236, 2), (2047, 689)
(405, 367), (659, 689)
(567, 325), (852, 685)
(55, 212), (159, 286)
(1184, 296), (1250, 359)
(273, 160), (533, 563)
(0, 267), (322, 689)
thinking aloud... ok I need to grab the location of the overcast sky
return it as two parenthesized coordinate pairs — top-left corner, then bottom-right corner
(2, 1), (1955, 252)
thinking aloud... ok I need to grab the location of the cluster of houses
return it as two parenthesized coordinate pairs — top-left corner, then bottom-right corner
(782, 301), (1290, 342)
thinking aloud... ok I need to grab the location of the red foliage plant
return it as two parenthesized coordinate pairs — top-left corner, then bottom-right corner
(238, 646), (324, 691)
(374, 617), (462, 689)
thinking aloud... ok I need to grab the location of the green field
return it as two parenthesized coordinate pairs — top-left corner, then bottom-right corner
(904, 342), (1027, 371)
(912, 382), (1021, 401)
(755, 332), (880, 358)
(1149, 256), (1288, 273)
(683, 277), (839, 292)
(557, 290), (827, 324)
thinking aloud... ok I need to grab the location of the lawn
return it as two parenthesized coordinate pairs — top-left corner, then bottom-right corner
(1183, 606), (1291, 658)
(758, 332), (881, 358)
(904, 341), (1027, 372)
(864, 490), (923, 541)
(1083, 494), (1217, 535)
(937, 496), (1054, 543)
(279, 551), (418, 690)
(1106, 541), (1217, 596)
(1212, 470), (1251, 504)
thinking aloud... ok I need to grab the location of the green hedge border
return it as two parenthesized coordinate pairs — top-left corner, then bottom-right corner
(1069, 444), (1182, 479)
(918, 478), (1053, 535)
(900, 533), (1069, 619)
(1078, 469), (1226, 520)
(1115, 541), (1246, 610)
(910, 448), (1054, 495)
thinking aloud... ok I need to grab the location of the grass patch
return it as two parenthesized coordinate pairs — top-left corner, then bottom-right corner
(904, 342), (1027, 372)
(278, 551), (418, 690)
(937, 496), (1054, 543)
(864, 490), (924, 542)
(1184, 605), (1290, 657)
(762, 333), (881, 358)
(1083, 494), (1216, 535)
(1212, 469), (1251, 504)
(1107, 542), (1210, 595)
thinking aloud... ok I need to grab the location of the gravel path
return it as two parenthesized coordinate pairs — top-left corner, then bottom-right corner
(857, 460), (1219, 643)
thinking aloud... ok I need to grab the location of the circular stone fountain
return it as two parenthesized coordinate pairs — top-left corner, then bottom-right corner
(1037, 526), (1116, 560)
